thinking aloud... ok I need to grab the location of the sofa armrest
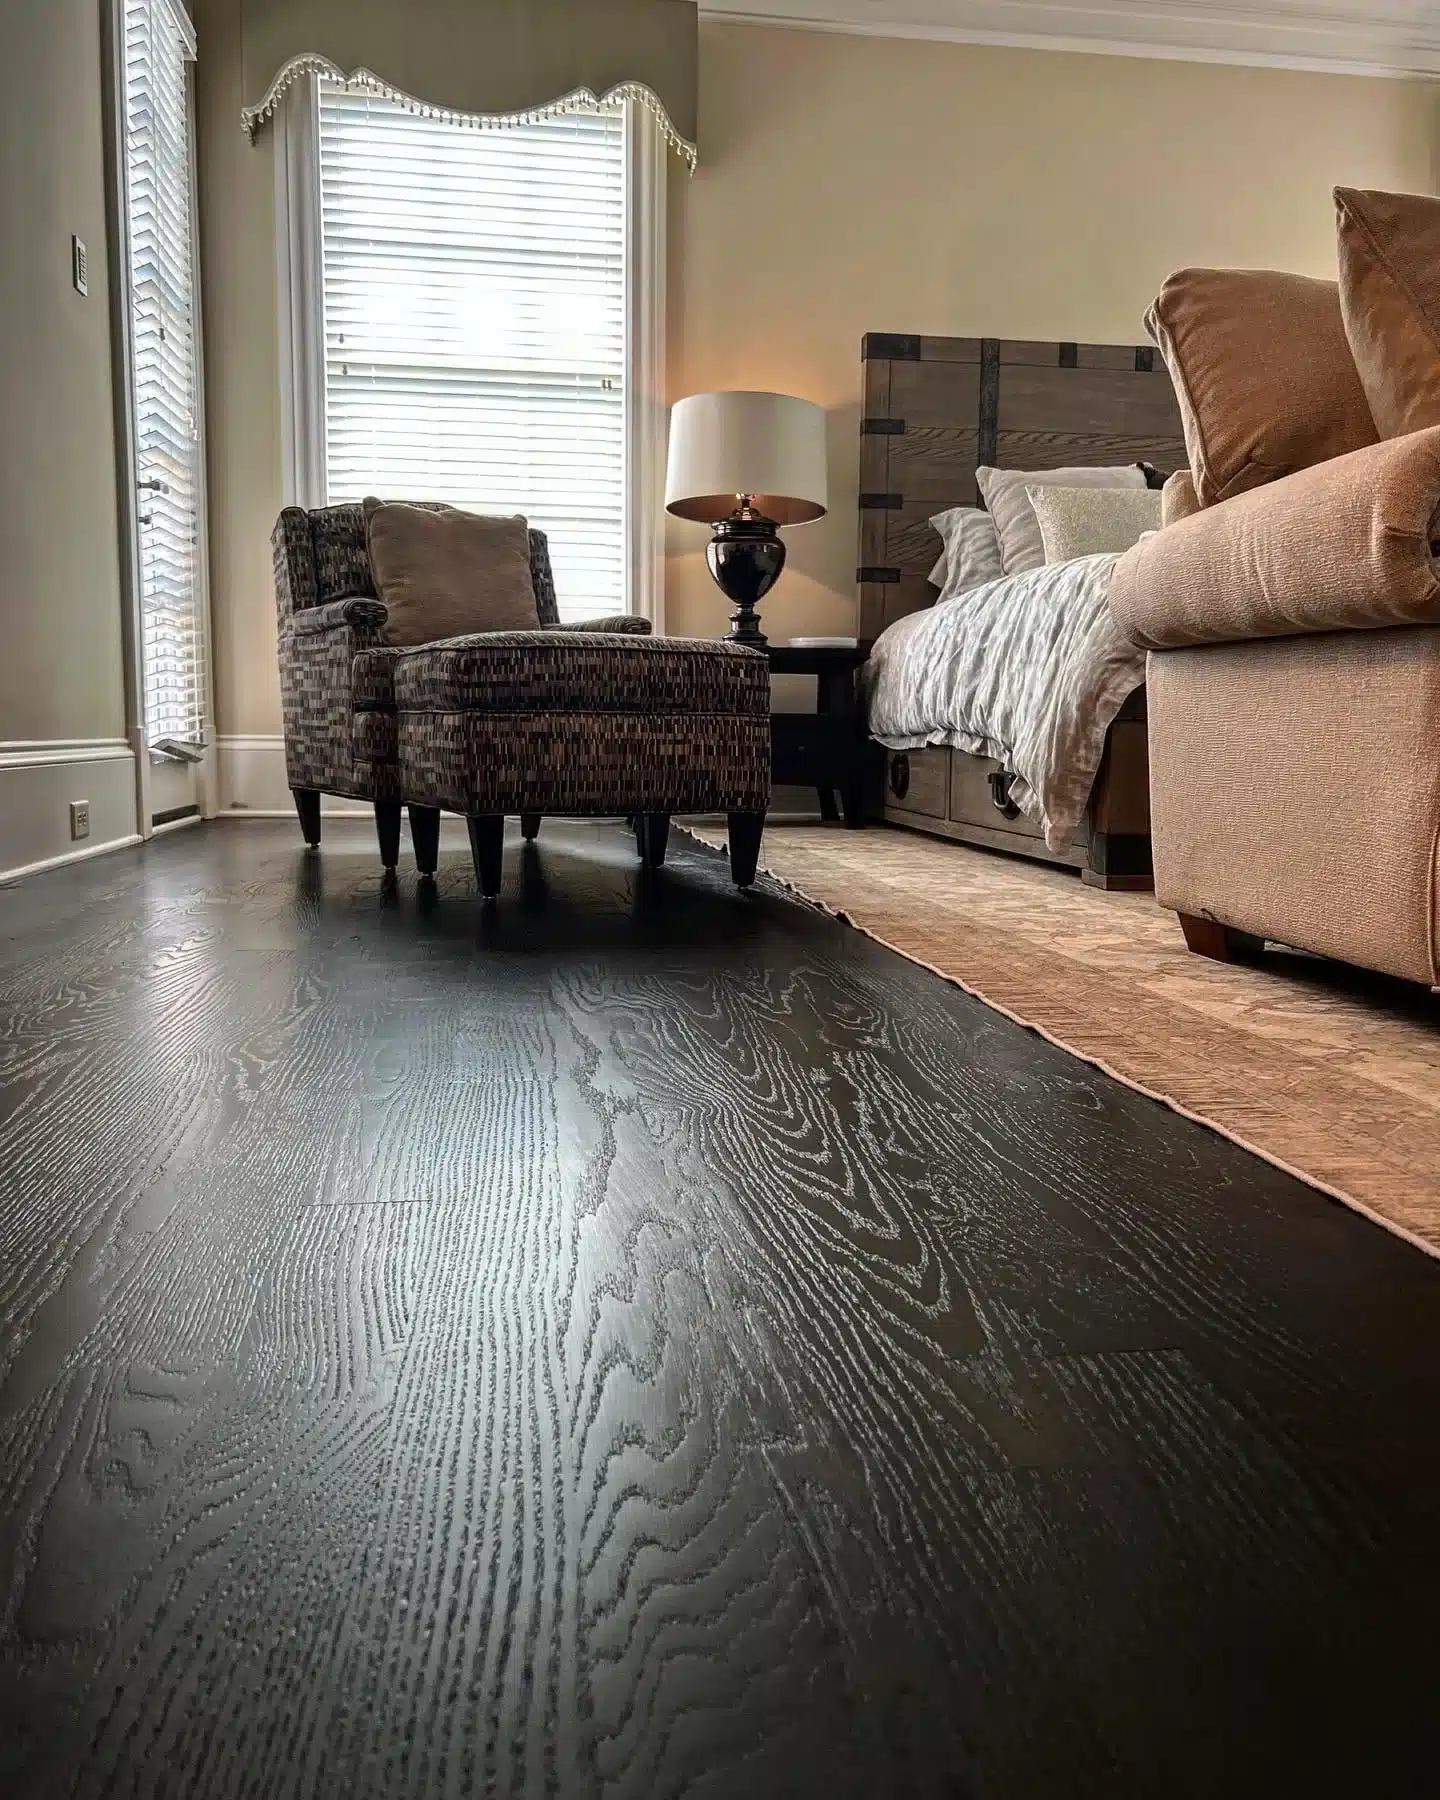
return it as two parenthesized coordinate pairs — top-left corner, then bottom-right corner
(549, 615), (652, 636)
(1111, 427), (1440, 649)
(291, 597), (388, 636)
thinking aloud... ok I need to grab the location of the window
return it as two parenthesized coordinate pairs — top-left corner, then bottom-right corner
(121, 0), (208, 752)
(278, 84), (666, 624)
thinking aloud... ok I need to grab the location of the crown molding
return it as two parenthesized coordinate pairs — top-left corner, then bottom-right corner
(698, 2), (1440, 80)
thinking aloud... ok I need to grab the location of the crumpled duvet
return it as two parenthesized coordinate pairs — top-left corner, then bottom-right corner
(862, 553), (1145, 852)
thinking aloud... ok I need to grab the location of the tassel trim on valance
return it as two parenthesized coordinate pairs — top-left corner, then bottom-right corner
(242, 55), (697, 169)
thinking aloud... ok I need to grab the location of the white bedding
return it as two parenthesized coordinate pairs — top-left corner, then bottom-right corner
(863, 553), (1145, 853)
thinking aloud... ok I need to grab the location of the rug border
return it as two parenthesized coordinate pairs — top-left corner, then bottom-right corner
(685, 828), (1440, 1264)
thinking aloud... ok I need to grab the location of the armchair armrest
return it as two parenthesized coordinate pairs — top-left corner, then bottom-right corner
(1112, 427), (1440, 650)
(549, 615), (652, 636)
(291, 597), (388, 636)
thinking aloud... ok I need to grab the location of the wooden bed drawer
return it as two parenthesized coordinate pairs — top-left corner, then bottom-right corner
(883, 747), (948, 819)
(948, 752), (1046, 843)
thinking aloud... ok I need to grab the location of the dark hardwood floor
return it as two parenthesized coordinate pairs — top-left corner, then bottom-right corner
(1, 818), (1437, 1800)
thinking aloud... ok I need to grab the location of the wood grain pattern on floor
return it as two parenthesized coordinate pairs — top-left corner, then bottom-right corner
(0, 818), (1437, 1800)
(683, 820), (1440, 1249)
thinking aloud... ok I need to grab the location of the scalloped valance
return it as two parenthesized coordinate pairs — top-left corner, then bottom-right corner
(241, 0), (698, 165)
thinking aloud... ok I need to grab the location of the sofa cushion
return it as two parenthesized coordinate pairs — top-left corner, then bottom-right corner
(364, 500), (540, 647)
(1336, 186), (1440, 440)
(1110, 428), (1440, 649)
(394, 632), (770, 717)
(351, 646), (405, 712)
(1160, 470), (1202, 528)
(1146, 269), (1376, 508)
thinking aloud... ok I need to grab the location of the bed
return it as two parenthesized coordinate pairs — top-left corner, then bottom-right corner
(856, 333), (1186, 889)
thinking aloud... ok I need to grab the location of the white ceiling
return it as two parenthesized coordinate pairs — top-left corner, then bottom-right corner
(699, 1), (1440, 79)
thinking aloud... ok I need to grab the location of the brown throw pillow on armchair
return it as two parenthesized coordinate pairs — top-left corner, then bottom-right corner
(363, 499), (540, 647)
(1146, 268), (1376, 508)
(1335, 186), (1440, 439)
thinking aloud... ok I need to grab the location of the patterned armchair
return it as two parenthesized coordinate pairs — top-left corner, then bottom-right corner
(272, 502), (650, 867)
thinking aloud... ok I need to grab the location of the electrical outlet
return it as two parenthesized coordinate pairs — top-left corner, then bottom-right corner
(72, 235), (88, 296)
(70, 800), (90, 841)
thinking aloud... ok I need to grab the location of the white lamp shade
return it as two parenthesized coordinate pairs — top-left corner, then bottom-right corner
(665, 391), (827, 526)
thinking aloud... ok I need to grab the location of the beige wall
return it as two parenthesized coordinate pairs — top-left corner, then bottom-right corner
(193, 0), (285, 744)
(0, 0), (128, 744)
(194, 19), (1439, 735)
(665, 23), (1439, 640)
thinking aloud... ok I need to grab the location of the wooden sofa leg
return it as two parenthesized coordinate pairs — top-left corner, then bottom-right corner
(520, 812), (542, 842)
(636, 812), (670, 869)
(467, 815), (505, 898)
(292, 787), (321, 848)
(727, 811), (765, 888)
(1178, 912), (1265, 963)
(374, 800), (403, 870)
(409, 805), (440, 876)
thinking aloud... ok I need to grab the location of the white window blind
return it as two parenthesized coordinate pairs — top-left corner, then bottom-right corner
(317, 89), (627, 620)
(123, 0), (206, 749)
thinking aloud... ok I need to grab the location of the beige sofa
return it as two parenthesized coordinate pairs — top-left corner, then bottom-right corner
(1111, 431), (1440, 989)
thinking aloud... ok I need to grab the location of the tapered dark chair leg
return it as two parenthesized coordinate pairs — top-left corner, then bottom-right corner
(727, 811), (765, 888)
(292, 787), (321, 847)
(409, 805), (441, 876)
(636, 811), (671, 869)
(374, 800), (403, 869)
(520, 812), (542, 842)
(467, 814), (506, 898)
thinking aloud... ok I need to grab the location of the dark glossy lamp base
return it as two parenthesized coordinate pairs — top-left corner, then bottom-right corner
(707, 504), (786, 646)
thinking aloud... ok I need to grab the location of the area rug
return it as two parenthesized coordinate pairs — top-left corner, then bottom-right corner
(685, 822), (1440, 1256)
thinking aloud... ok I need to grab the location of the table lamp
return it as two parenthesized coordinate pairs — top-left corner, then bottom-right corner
(665, 391), (828, 646)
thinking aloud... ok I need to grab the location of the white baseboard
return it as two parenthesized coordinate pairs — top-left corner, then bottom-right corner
(217, 735), (368, 817)
(0, 740), (139, 885)
(1, 832), (146, 887)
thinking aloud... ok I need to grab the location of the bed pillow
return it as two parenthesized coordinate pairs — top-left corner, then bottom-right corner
(1027, 485), (1163, 563)
(975, 464), (1148, 574)
(1146, 268), (1376, 507)
(927, 506), (1005, 593)
(364, 498), (539, 647)
(1335, 186), (1440, 439)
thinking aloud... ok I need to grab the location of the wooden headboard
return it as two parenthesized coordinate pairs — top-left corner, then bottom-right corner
(856, 334), (1187, 641)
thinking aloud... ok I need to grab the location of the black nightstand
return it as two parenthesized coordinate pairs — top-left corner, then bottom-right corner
(765, 640), (871, 828)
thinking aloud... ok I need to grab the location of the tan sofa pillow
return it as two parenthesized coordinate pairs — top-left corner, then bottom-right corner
(364, 499), (539, 647)
(1146, 269), (1376, 508)
(1110, 428), (1440, 649)
(1335, 186), (1440, 439)
(1160, 470), (1202, 528)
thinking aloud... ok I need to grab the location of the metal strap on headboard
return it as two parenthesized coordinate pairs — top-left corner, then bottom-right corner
(856, 335), (1186, 644)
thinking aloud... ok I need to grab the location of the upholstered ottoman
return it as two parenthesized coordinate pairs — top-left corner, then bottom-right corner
(392, 631), (771, 896)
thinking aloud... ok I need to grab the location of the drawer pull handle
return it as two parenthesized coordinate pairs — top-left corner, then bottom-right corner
(889, 754), (910, 800)
(989, 769), (1022, 820)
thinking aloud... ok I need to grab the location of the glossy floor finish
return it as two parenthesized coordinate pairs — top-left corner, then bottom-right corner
(1, 819), (1438, 1800)
(685, 821), (1440, 1247)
